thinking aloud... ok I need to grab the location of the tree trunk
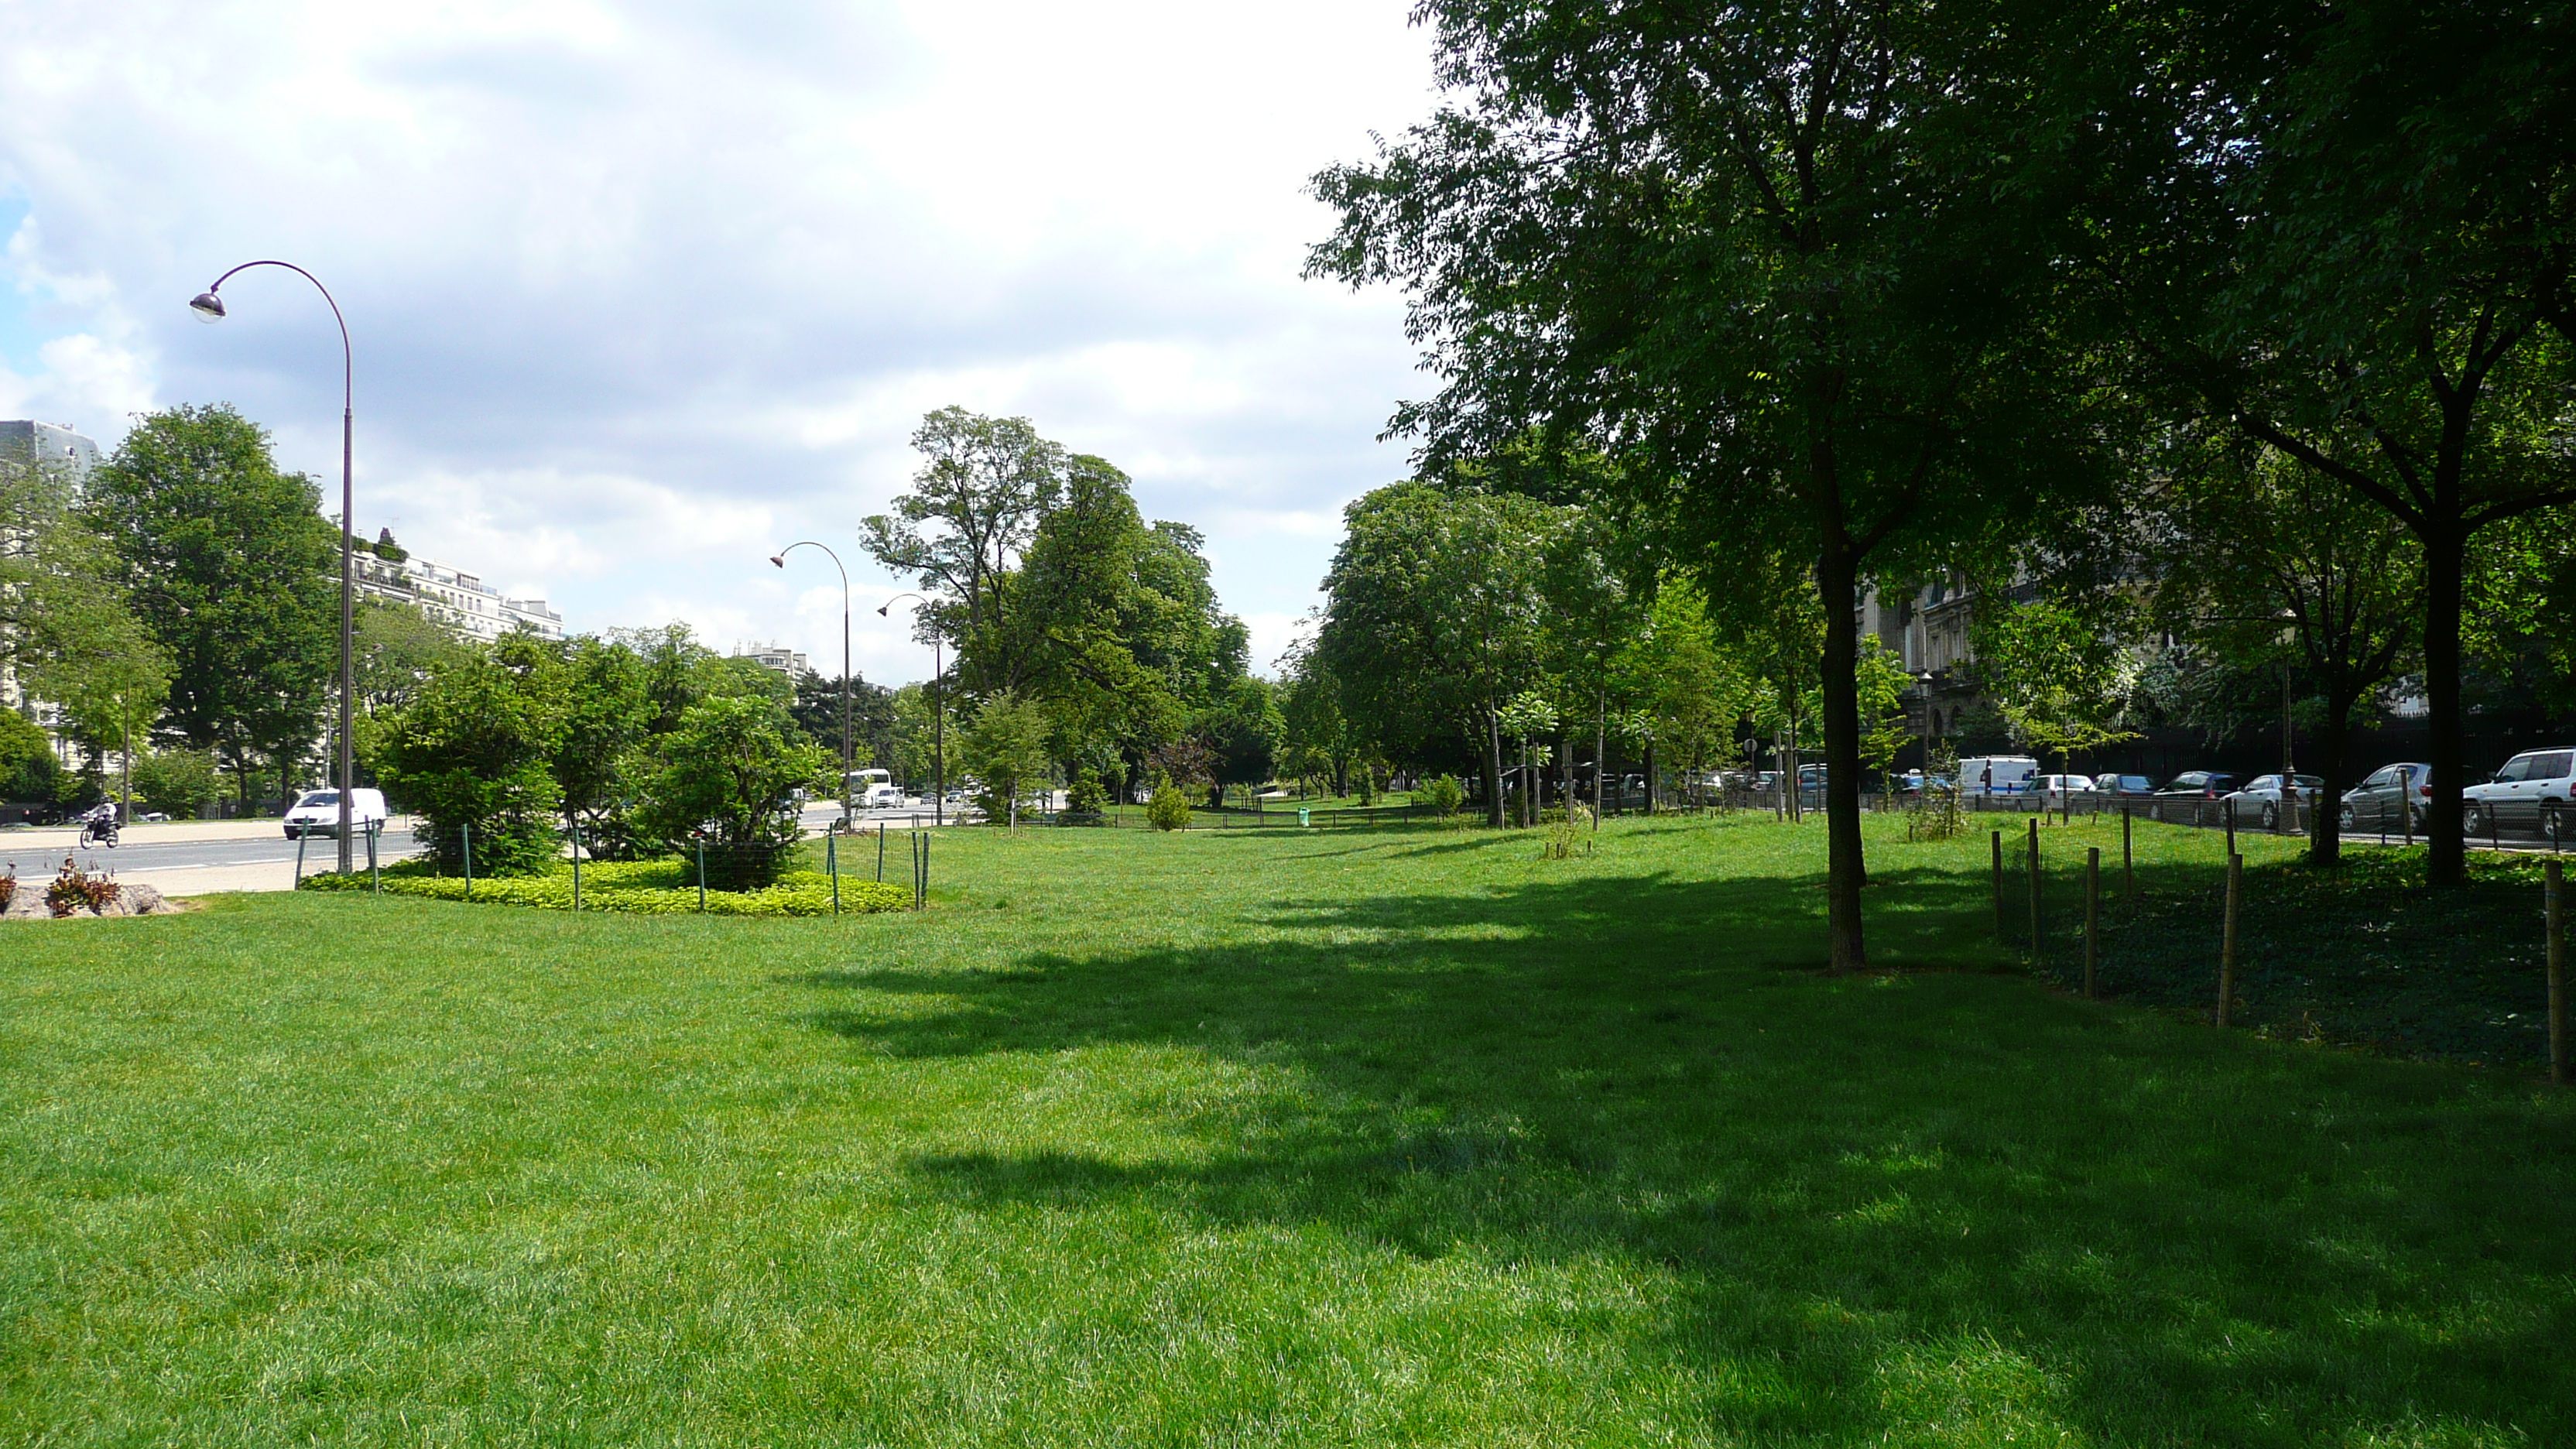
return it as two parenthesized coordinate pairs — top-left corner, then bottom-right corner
(1561, 727), (1574, 820)
(1482, 707), (1507, 828)
(2424, 534), (2465, 886)
(1643, 740), (1657, 814)
(2309, 683), (2360, 867)
(1595, 692), (1607, 825)
(1817, 540), (1869, 974)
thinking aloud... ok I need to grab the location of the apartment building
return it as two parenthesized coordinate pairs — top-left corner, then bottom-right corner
(354, 548), (564, 642)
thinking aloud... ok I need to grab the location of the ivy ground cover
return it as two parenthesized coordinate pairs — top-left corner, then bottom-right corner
(2, 815), (2568, 1446)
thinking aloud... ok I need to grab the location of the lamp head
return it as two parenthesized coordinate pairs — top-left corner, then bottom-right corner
(875, 603), (891, 617)
(769, 555), (786, 568)
(188, 290), (227, 322)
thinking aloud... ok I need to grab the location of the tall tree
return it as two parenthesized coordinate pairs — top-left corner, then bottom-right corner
(82, 405), (336, 804)
(0, 447), (167, 805)
(861, 407), (1067, 695)
(2096, 0), (2576, 885)
(1317, 483), (1559, 827)
(1311, 0), (2117, 968)
(2143, 440), (2420, 864)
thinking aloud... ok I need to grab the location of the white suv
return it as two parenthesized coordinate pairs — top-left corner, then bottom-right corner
(2463, 748), (2576, 842)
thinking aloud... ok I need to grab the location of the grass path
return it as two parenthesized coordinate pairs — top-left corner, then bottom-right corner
(2, 814), (2569, 1446)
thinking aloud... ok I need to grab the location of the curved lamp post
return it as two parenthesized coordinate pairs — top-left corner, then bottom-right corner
(191, 262), (357, 872)
(769, 542), (852, 827)
(876, 593), (942, 826)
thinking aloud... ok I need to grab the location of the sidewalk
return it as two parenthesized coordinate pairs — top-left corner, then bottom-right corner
(106, 860), (305, 896)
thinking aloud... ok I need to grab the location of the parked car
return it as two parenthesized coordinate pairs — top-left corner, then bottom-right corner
(2033, 773), (2100, 807)
(1959, 755), (2040, 798)
(2099, 775), (2155, 798)
(282, 786), (389, 839)
(2155, 770), (2242, 800)
(2340, 762), (2431, 833)
(2462, 747), (2576, 841)
(2220, 773), (2323, 828)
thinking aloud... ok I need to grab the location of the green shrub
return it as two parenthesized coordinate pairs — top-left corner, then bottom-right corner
(379, 652), (562, 875)
(627, 694), (831, 882)
(1146, 772), (1192, 831)
(300, 858), (907, 916)
(1420, 773), (1467, 817)
(130, 748), (222, 820)
(1065, 770), (1110, 815)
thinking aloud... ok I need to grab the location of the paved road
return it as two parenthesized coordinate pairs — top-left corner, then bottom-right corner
(3, 820), (429, 896)
(2, 803), (980, 898)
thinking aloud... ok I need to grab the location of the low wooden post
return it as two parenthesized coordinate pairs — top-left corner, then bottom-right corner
(2549, 858), (2567, 1087)
(293, 826), (310, 888)
(2122, 803), (2135, 899)
(368, 820), (380, 895)
(878, 822), (887, 882)
(2085, 846), (2102, 999)
(827, 830), (841, 916)
(2217, 851), (2242, 1027)
(571, 822), (582, 913)
(1992, 830), (2006, 940)
(2026, 817), (2043, 968)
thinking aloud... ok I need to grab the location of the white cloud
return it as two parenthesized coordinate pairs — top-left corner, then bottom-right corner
(0, 0), (1434, 681)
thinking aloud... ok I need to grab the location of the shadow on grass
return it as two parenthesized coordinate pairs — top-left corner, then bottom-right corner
(790, 866), (2576, 1446)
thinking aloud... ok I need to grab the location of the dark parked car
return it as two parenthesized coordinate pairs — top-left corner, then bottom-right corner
(2340, 762), (2431, 834)
(2155, 770), (2242, 800)
(2100, 774), (2155, 797)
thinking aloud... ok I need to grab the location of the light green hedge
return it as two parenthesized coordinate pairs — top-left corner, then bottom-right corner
(298, 860), (909, 916)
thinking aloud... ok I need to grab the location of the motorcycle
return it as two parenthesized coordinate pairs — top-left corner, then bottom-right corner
(77, 811), (119, 848)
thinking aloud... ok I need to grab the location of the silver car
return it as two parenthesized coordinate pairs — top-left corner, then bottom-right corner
(2221, 773), (2321, 830)
(2462, 748), (2576, 841)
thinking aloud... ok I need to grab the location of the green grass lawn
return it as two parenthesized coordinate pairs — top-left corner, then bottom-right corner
(3, 814), (2570, 1446)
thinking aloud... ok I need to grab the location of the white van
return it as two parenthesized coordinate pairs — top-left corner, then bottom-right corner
(1958, 756), (2040, 799)
(283, 787), (389, 839)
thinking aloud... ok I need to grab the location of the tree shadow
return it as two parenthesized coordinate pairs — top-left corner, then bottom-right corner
(787, 868), (2576, 1445)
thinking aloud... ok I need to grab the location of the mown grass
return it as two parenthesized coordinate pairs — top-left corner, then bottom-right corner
(2, 811), (2569, 1447)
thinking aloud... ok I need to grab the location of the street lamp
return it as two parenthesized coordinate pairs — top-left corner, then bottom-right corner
(1916, 670), (1937, 790)
(192, 262), (357, 872)
(877, 592), (943, 826)
(770, 543), (853, 828)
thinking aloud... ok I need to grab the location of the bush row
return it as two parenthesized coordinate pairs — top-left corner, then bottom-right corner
(298, 861), (909, 916)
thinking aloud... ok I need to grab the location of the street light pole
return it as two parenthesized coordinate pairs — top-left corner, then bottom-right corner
(191, 262), (355, 872)
(877, 593), (943, 826)
(771, 542), (852, 827)
(1917, 670), (1937, 786)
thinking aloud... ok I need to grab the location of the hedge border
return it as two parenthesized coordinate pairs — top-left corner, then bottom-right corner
(298, 865), (908, 916)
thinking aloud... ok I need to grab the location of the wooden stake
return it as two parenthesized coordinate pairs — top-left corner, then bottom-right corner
(2027, 817), (2043, 968)
(1992, 830), (2006, 940)
(2217, 852), (2242, 1027)
(2549, 858), (2567, 1087)
(2085, 846), (2101, 999)
(2122, 803), (2134, 899)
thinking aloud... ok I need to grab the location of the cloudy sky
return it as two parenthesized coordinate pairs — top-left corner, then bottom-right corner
(0, 0), (1437, 685)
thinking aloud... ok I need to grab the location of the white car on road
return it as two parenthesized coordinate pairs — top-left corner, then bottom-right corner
(283, 787), (389, 839)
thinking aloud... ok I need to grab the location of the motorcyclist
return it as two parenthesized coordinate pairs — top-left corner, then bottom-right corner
(77, 801), (120, 848)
